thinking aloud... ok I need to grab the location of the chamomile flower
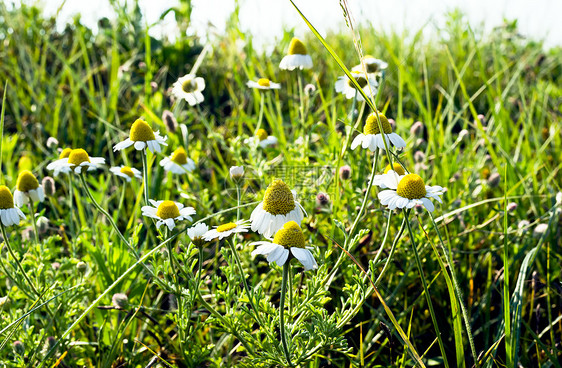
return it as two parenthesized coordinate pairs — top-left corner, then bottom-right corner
(46, 148), (73, 176)
(113, 119), (168, 153)
(351, 56), (388, 75)
(13, 170), (45, 207)
(0, 186), (25, 227)
(246, 129), (278, 148)
(250, 179), (306, 238)
(171, 74), (205, 106)
(374, 171), (445, 212)
(48, 149), (105, 175)
(351, 112), (406, 151)
(109, 166), (142, 182)
(203, 220), (250, 241)
(335, 71), (378, 102)
(279, 37), (313, 70)
(247, 78), (281, 90)
(141, 199), (195, 231)
(159, 147), (196, 174)
(251, 221), (317, 271)
(188, 223), (209, 245)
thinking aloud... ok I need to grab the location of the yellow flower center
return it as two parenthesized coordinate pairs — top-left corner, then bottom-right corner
(384, 163), (405, 176)
(273, 221), (305, 249)
(347, 72), (368, 89)
(288, 37), (307, 55)
(0, 185), (14, 209)
(256, 129), (268, 141)
(171, 147), (188, 165)
(68, 149), (91, 166)
(262, 179), (295, 215)
(217, 222), (237, 232)
(156, 200), (180, 219)
(364, 112), (392, 135)
(59, 148), (72, 159)
(396, 174), (427, 200)
(181, 78), (197, 93)
(16, 170), (39, 192)
(129, 119), (156, 142)
(257, 78), (271, 87)
(120, 166), (135, 178)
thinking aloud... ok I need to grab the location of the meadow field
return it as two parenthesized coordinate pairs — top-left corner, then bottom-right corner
(0, 1), (561, 367)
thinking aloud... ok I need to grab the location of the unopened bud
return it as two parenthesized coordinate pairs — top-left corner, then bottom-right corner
(339, 165), (351, 180)
(42, 176), (56, 196)
(410, 121), (424, 136)
(77, 261), (87, 274)
(162, 110), (178, 133)
(112, 293), (129, 309)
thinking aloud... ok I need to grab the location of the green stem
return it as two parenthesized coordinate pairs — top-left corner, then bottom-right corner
(1, 223), (39, 296)
(27, 202), (40, 246)
(429, 213), (478, 363)
(67, 176), (76, 256)
(141, 149), (149, 205)
(255, 96), (265, 134)
(405, 210), (450, 368)
(79, 174), (137, 258)
(375, 217), (406, 286)
(280, 262), (292, 366)
(236, 184), (241, 221)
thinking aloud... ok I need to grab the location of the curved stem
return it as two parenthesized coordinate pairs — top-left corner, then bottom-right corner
(1, 223), (39, 296)
(405, 210), (450, 368)
(255, 96), (265, 134)
(371, 210), (393, 267)
(280, 262), (293, 366)
(375, 217), (406, 286)
(349, 151), (379, 239)
(141, 149), (149, 205)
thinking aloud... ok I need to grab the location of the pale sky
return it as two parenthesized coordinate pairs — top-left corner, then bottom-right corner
(8, 0), (562, 49)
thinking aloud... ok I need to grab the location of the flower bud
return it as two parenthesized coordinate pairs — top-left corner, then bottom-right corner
(533, 223), (549, 238)
(162, 110), (178, 133)
(413, 150), (425, 163)
(410, 121), (424, 136)
(112, 293), (129, 309)
(51, 262), (61, 271)
(150, 81), (158, 92)
(42, 176), (56, 196)
(77, 261), (87, 274)
(315, 192), (330, 207)
(339, 165), (351, 180)
(229, 166), (245, 181)
(487, 172), (501, 188)
(37, 216), (49, 234)
(304, 83), (316, 95)
(517, 220), (530, 233)
(506, 202), (517, 213)
(13, 340), (25, 355)
(46, 137), (59, 148)
(22, 227), (35, 242)
(0, 296), (10, 309)
(388, 118), (396, 131)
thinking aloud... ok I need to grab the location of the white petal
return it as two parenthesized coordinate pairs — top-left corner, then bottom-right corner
(421, 197), (435, 212)
(268, 246), (290, 267)
(134, 141), (146, 150)
(291, 247), (318, 271)
(351, 135), (363, 150)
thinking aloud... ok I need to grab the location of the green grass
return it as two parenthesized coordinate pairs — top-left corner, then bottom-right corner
(0, 2), (561, 367)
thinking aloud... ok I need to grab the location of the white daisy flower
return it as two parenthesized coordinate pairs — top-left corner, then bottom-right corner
(245, 129), (278, 148)
(370, 163), (406, 188)
(113, 119), (168, 153)
(13, 170), (45, 207)
(109, 166), (142, 182)
(229, 165), (244, 180)
(171, 74), (205, 106)
(48, 149), (105, 176)
(46, 148), (73, 176)
(0, 186), (26, 227)
(141, 199), (195, 231)
(188, 223), (209, 244)
(335, 71), (378, 102)
(373, 171), (445, 212)
(351, 112), (406, 151)
(351, 55), (388, 75)
(252, 221), (317, 271)
(247, 78), (281, 90)
(279, 37), (313, 71)
(202, 220), (250, 241)
(250, 179), (306, 238)
(159, 147), (196, 174)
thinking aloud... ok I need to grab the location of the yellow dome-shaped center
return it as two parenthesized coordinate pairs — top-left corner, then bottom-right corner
(68, 149), (91, 166)
(156, 200), (180, 219)
(171, 147), (188, 165)
(347, 72), (369, 89)
(262, 179), (295, 215)
(16, 170), (39, 192)
(257, 78), (271, 87)
(364, 112), (392, 135)
(396, 174), (427, 200)
(0, 185), (14, 209)
(181, 78), (197, 93)
(129, 119), (156, 142)
(217, 222), (237, 233)
(288, 37), (307, 55)
(59, 148), (72, 159)
(384, 163), (405, 176)
(273, 221), (305, 248)
(256, 129), (268, 141)
(120, 166), (135, 178)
